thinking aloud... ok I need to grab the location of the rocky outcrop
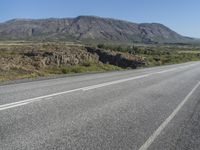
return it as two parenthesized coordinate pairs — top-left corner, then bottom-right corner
(0, 45), (99, 71)
(0, 44), (145, 73)
(86, 47), (145, 69)
(24, 49), (99, 67)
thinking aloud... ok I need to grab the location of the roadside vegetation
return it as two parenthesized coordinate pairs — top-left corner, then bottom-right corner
(0, 42), (122, 82)
(97, 43), (200, 66)
(0, 63), (121, 82)
(0, 41), (200, 82)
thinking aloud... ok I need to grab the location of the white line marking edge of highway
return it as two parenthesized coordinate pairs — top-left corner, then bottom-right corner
(0, 63), (197, 111)
(138, 81), (200, 150)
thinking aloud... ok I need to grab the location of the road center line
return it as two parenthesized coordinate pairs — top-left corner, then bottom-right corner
(138, 81), (200, 150)
(0, 64), (195, 111)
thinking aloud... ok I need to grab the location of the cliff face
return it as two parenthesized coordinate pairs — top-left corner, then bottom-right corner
(0, 16), (194, 43)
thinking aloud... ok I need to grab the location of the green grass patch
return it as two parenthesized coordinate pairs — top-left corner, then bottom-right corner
(0, 63), (122, 82)
(178, 50), (200, 54)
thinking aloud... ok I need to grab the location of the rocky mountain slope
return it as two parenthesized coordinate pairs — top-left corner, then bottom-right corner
(0, 16), (195, 43)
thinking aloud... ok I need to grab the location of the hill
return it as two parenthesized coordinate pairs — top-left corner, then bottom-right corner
(0, 16), (196, 43)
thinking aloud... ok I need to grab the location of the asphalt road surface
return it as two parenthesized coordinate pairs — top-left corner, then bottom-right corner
(0, 62), (200, 150)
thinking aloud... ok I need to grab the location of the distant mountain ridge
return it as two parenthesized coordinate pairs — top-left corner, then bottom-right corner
(0, 16), (196, 43)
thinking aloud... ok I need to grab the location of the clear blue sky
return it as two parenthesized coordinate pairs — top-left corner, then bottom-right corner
(1, 0), (200, 38)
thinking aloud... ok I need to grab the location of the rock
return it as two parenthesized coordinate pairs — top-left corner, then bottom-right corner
(85, 47), (145, 69)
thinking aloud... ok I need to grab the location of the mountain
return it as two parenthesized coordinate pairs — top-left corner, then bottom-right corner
(0, 16), (195, 43)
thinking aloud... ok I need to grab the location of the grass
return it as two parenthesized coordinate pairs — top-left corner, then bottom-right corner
(45, 63), (122, 75)
(0, 63), (122, 82)
(97, 43), (200, 66)
(0, 71), (38, 82)
(178, 50), (200, 54)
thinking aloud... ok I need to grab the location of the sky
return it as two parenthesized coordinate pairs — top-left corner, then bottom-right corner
(0, 0), (200, 38)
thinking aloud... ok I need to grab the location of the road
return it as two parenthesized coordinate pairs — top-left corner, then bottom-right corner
(0, 62), (200, 150)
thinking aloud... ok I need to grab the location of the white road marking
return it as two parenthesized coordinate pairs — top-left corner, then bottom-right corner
(0, 102), (30, 111)
(82, 74), (149, 91)
(82, 64), (196, 91)
(0, 88), (82, 111)
(138, 81), (200, 150)
(0, 63), (196, 111)
(156, 68), (176, 74)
